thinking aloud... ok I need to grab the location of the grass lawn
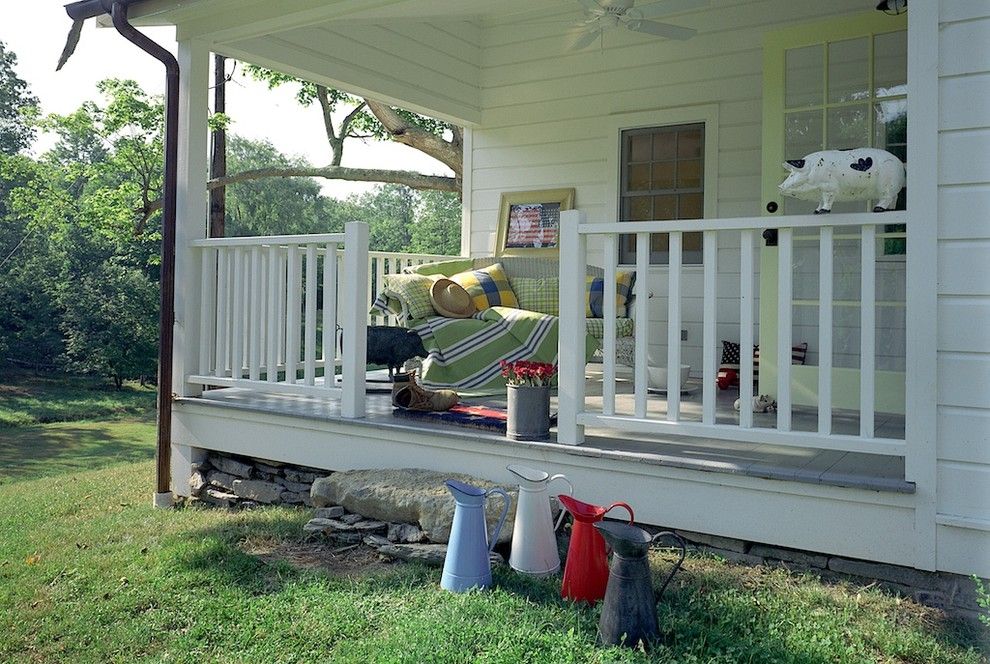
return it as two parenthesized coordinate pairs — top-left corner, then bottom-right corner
(0, 370), (986, 662)
(0, 460), (985, 663)
(0, 368), (157, 428)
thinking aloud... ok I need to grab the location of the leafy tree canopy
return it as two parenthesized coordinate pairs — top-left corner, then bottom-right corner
(0, 40), (38, 155)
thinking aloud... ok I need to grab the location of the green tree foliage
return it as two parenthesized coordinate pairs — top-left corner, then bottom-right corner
(0, 41), (38, 155)
(411, 190), (461, 256)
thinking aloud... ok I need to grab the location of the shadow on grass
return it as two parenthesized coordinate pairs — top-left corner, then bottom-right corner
(0, 419), (155, 482)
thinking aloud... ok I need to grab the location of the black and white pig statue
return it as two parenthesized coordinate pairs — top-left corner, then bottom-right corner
(778, 147), (905, 214)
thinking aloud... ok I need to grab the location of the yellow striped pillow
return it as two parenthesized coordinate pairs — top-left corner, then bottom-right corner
(450, 263), (519, 311)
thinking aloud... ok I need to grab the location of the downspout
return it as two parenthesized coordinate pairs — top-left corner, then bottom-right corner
(65, 0), (179, 506)
(110, 2), (179, 508)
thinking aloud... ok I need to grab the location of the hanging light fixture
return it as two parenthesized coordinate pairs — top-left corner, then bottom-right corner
(876, 0), (907, 15)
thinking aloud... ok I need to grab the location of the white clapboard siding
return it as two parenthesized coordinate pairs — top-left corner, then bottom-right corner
(935, 3), (990, 571)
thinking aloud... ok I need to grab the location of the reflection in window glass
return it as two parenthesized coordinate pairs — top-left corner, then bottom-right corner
(828, 37), (869, 103)
(785, 44), (823, 108)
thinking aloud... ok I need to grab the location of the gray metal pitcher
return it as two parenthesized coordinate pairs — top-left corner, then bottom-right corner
(594, 522), (687, 650)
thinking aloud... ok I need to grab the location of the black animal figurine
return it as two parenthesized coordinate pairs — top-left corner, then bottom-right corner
(363, 326), (429, 379)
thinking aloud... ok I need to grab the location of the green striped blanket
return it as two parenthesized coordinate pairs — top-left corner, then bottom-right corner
(412, 307), (597, 392)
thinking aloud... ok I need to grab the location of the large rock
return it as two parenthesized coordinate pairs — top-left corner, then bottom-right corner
(212, 456), (253, 479)
(310, 468), (517, 544)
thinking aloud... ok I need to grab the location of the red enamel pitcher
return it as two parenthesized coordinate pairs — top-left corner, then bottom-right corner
(558, 495), (635, 604)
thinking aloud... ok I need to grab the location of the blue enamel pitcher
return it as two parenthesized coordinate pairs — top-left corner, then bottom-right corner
(440, 479), (511, 592)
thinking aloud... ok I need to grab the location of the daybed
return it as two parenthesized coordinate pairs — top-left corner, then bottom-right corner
(371, 257), (636, 391)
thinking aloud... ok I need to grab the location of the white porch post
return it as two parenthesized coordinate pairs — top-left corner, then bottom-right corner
(171, 39), (210, 497)
(905, 2), (939, 571)
(558, 209), (586, 445)
(341, 221), (369, 418)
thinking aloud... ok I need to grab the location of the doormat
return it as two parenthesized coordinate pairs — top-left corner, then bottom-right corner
(393, 403), (508, 434)
(393, 404), (558, 435)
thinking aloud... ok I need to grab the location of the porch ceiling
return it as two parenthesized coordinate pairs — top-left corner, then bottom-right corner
(118, 0), (584, 125)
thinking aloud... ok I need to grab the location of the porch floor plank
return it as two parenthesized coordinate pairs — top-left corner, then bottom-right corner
(183, 371), (912, 494)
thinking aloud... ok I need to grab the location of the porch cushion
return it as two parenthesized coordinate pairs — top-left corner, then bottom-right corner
(585, 317), (635, 340)
(509, 277), (559, 316)
(450, 263), (519, 311)
(586, 272), (636, 318)
(382, 273), (441, 320)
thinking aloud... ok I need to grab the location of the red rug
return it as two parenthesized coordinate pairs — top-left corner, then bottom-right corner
(392, 403), (508, 433)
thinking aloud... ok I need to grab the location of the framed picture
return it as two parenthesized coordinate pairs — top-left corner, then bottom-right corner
(495, 188), (576, 256)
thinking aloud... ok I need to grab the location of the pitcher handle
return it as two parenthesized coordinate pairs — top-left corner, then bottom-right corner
(603, 502), (635, 524)
(548, 474), (573, 531)
(485, 487), (511, 552)
(650, 531), (687, 602)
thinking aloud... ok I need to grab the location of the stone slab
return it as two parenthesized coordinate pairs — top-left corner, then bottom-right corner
(750, 544), (828, 569)
(211, 456), (254, 479)
(310, 468), (516, 544)
(827, 557), (936, 589)
(678, 530), (749, 554)
(314, 506), (346, 519)
(231, 479), (282, 504)
(207, 471), (236, 492)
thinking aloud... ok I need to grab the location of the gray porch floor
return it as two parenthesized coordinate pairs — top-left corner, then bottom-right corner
(185, 369), (911, 494)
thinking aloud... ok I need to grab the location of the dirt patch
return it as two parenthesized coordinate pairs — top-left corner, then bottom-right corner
(243, 539), (398, 578)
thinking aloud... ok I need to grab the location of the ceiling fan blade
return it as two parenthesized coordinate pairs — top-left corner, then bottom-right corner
(635, 0), (709, 20)
(626, 18), (696, 40)
(576, 0), (605, 11)
(567, 26), (604, 51)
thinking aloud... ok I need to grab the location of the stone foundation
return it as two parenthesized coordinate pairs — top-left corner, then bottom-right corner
(188, 452), (327, 508)
(669, 528), (987, 623)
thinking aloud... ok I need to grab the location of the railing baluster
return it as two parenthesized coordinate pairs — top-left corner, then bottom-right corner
(214, 248), (229, 377)
(777, 227), (793, 432)
(286, 244), (300, 384)
(323, 243), (338, 388)
(230, 248), (245, 380)
(266, 245), (279, 383)
(602, 235), (618, 416)
(739, 230), (755, 429)
(667, 231), (682, 422)
(702, 230), (717, 425)
(634, 232), (650, 419)
(304, 244), (318, 385)
(277, 247), (286, 369)
(249, 246), (262, 381)
(861, 224), (876, 437)
(199, 248), (215, 375)
(818, 226), (834, 435)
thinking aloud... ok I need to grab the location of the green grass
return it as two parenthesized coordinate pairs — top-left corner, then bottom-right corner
(0, 368), (157, 428)
(0, 371), (985, 662)
(0, 460), (985, 663)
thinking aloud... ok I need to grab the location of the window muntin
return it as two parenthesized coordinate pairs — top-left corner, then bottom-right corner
(619, 123), (705, 265)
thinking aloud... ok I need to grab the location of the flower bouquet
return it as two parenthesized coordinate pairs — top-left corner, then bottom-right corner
(499, 360), (558, 387)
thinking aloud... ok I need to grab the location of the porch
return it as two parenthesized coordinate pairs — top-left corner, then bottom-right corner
(182, 370), (909, 493)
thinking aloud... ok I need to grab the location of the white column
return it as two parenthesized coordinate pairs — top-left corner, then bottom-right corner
(173, 39), (210, 398)
(557, 210), (587, 445)
(905, 0), (939, 571)
(341, 222), (369, 418)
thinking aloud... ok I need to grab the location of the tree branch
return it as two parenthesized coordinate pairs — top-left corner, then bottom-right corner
(208, 166), (459, 193)
(364, 99), (462, 176)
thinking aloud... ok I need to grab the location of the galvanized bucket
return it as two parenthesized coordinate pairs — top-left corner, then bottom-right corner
(506, 385), (551, 442)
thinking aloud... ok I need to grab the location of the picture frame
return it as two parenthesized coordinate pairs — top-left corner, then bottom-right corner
(495, 188), (576, 257)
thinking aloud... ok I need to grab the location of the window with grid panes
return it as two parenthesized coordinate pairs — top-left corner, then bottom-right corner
(619, 123), (705, 265)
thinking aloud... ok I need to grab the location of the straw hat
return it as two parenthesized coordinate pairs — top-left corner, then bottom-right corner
(430, 278), (476, 318)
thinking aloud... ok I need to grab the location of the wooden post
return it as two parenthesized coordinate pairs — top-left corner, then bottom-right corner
(208, 54), (226, 238)
(341, 222), (368, 418)
(557, 210), (586, 445)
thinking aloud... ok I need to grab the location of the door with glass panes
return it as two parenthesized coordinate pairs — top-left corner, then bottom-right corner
(759, 11), (907, 416)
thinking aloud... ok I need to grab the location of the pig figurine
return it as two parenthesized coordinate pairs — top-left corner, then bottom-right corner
(778, 147), (905, 214)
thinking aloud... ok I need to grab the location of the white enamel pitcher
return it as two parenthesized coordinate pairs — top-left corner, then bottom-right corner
(506, 464), (573, 577)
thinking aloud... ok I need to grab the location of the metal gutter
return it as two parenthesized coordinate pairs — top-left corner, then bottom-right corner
(63, 0), (179, 507)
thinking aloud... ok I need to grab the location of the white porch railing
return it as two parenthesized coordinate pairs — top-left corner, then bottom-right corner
(188, 222), (368, 417)
(558, 209), (908, 457)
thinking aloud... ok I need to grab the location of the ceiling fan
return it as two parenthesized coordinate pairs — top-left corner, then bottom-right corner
(567, 0), (703, 51)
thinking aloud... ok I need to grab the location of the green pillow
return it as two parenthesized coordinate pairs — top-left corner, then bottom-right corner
(510, 277), (559, 316)
(408, 258), (474, 277)
(382, 273), (441, 320)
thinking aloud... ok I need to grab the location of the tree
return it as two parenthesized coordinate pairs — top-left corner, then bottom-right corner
(201, 65), (462, 197)
(0, 41), (38, 155)
(411, 190), (461, 256)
